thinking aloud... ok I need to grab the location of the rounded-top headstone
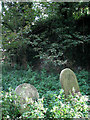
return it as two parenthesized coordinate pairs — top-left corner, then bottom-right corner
(15, 83), (39, 101)
(60, 68), (80, 96)
(15, 83), (39, 113)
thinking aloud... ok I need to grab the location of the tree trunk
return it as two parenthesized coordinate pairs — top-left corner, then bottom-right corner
(11, 55), (16, 68)
(22, 54), (27, 69)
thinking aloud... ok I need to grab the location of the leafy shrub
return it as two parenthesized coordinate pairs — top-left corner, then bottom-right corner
(1, 88), (20, 119)
(2, 66), (60, 97)
(1, 89), (89, 119)
(49, 89), (89, 118)
(76, 70), (90, 95)
(2, 65), (89, 118)
(21, 98), (47, 119)
(2, 66), (89, 99)
(1, 89), (47, 119)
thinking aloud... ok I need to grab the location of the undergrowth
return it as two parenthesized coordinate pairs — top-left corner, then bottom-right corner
(1, 64), (90, 119)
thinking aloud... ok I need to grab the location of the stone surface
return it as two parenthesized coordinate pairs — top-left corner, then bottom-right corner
(60, 68), (80, 96)
(15, 83), (39, 113)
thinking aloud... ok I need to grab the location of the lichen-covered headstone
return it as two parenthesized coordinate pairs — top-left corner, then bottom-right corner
(60, 68), (80, 96)
(15, 83), (39, 113)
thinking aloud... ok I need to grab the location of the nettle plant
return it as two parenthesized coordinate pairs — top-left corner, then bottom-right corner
(1, 88), (89, 119)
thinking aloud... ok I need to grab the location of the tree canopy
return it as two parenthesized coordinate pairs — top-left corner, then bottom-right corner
(2, 2), (90, 70)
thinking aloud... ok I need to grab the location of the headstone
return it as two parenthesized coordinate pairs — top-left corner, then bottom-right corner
(60, 68), (80, 96)
(15, 83), (39, 113)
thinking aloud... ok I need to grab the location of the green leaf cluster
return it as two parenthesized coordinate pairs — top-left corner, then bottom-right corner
(2, 2), (90, 68)
(1, 88), (89, 119)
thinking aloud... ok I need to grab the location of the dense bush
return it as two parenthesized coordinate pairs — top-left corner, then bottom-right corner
(1, 89), (89, 119)
(76, 70), (90, 95)
(1, 89), (46, 119)
(1, 89), (20, 119)
(2, 65), (60, 97)
(50, 89), (88, 118)
(2, 65), (89, 118)
(2, 64), (89, 96)
(2, 3), (90, 69)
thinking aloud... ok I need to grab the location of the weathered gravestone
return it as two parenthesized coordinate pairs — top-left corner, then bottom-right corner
(15, 83), (39, 113)
(60, 68), (80, 96)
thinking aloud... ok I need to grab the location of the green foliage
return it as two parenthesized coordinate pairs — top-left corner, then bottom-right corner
(1, 89), (46, 119)
(1, 2), (90, 118)
(50, 89), (88, 118)
(2, 66), (89, 118)
(2, 65), (60, 97)
(2, 64), (89, 96)
(76, 70), (90, 95)
(2, 2), (90, 68)
(21, 98), (46, 118)
(1, 88), (89, 119)
(1, 88), (20, 119)
(1, 65), (90, 118)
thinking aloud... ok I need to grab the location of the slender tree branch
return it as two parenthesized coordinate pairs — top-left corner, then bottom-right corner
(2, 22), (14, 32)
